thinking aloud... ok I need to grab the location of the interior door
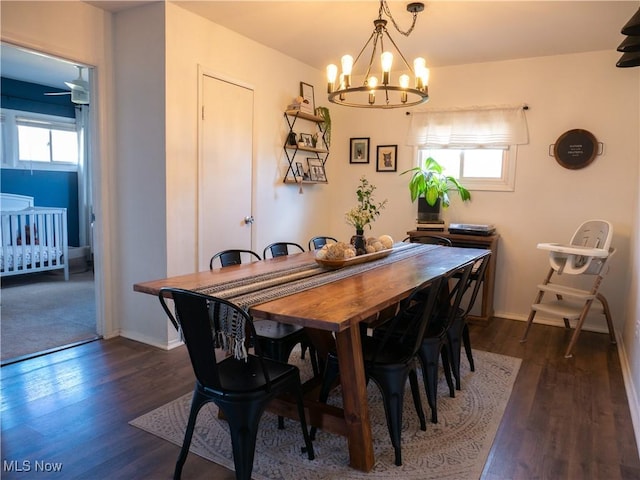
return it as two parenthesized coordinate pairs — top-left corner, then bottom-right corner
(198, 73), (254, 270)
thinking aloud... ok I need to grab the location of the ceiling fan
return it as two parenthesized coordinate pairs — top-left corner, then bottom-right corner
(44, 66), (90, 105)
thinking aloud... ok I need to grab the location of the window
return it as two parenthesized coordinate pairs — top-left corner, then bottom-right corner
(407, 105), (528, 192)
(1, 110), (79, 172)
(17, 117), (78, 165)
(418, 146), (517, 191)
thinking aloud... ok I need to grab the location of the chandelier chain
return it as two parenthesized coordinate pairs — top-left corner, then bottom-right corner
(381, 0), (419, 37)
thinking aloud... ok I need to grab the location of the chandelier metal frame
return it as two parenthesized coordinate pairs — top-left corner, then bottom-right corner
(327, 1), (429, 109)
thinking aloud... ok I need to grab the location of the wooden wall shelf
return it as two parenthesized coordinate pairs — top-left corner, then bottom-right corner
(282, 110), (329, 184)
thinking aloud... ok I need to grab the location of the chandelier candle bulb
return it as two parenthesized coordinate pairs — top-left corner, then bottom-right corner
(421, 68), (430, 91)
(368, 76), (378, 104)
(413, 57), (426, 90)
(341, 55), (353, 87)
(399, 74), (410, 103)
(327, 64), (338, 93)
(381, 51), (393, 85)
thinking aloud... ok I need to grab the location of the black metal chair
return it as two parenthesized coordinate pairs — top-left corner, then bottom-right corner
(263, 241), (305, 259)
(446, 253), (491, 388)
(308, 236), (338, 251)
(404, 234), (453, 246)
(416, 261), (474, 423)
(209, 247), (318, 428)
(209, 249), (261, 269)
(158, 288), (314, 480)
(312, 276), (446, 466)
(374, 260), (474, 424)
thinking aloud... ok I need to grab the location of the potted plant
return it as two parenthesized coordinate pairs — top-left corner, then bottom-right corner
(345, 176), (387, 254)
(400, 156), (471, 221)
(315, 106), (331, 147)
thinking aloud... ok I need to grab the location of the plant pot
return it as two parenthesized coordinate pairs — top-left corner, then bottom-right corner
(350, 230), (366, 256)
(417, 197), (441, 222)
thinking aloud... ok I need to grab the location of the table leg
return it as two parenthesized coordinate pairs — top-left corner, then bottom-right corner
(334, 326), (375, 472)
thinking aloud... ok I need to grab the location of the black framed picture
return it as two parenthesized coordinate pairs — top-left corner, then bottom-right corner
(350, 137), (370, 164)
(307, 158), (327, 182)
(299, 133), (314, 148)
(376, 145), (397, 172)
(299, 82), (315, 115)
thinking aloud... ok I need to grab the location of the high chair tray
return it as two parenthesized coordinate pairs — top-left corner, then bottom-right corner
(536, 243), (609, 257)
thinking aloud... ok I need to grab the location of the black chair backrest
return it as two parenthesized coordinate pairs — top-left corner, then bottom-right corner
(371, 276), (445, 364)
(210, 249), (261, 269)
(438, 260), (475, 327)
(263, 242), (305, 259)
(309, 236), (338, 251)
(462, 253), (491, 316)
(158, 288), (270, 390)
(407, 235), (452, 246)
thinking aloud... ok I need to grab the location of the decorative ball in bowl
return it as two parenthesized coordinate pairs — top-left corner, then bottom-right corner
(315, 235), (394, 268)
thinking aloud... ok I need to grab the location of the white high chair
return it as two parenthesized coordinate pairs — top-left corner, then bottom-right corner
(520, 220), (616, 358)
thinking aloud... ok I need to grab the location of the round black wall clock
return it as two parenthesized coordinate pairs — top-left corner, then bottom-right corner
(553, 129), (598, 170)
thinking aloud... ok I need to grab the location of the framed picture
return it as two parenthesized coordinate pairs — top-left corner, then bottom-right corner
(350, 137), (370, 164)
(299, 133), (314, 148)
(307, 158), (327, 182)
(376, 145), (397, 172)
(299, 82), (315, 115)
(295, 161), (305, 178)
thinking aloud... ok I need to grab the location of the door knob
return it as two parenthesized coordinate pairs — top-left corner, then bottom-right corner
(244, 216), (254, 224)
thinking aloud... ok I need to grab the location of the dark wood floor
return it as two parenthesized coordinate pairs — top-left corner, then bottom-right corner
(1, 317), (638, 479)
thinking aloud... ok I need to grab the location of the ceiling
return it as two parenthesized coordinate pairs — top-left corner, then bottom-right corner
(175, 1), (638, 71)
(1, 1), (637, 91)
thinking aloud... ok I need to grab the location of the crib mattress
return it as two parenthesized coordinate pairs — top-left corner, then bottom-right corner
(0, 246), (63, 271)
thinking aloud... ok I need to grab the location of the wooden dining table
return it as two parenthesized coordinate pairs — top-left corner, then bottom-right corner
(133, 243), (490, 472)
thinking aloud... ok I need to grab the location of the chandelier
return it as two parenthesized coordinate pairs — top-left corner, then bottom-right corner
(326, 1), (429, 109)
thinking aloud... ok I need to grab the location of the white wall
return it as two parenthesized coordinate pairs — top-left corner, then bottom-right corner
(325, 50), (640, 434)
(112, 3), (170, 346)
(164, 3), (331, 280)
(622, 67), (640, 443)
(139, 3), (332, 345)
(327, 51), (639, 339)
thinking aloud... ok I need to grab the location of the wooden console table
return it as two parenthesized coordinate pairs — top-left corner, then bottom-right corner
(406, 230), (499, 323)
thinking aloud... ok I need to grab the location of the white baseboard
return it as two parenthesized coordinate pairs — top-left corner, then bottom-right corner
(615, 337), (640, 460)
(119, 330), (183, 351)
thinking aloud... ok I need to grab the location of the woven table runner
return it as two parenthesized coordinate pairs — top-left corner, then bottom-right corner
(195, 242), (430, 310)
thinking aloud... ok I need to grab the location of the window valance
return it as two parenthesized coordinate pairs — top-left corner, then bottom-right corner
(406, 104), (529, 147)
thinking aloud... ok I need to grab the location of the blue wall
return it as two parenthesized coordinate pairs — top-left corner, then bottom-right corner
(1, 77), (80, 246)
(1, 77), (75, 118)
(1, 169), (79, 246)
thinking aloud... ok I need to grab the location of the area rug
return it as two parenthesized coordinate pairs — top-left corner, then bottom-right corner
(130, 349), (521, 480)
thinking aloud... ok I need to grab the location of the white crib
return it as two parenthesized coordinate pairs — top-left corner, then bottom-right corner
(1, 193), (69, 280)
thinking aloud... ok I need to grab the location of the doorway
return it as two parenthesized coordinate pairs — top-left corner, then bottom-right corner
(0, 43), (99, 364)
